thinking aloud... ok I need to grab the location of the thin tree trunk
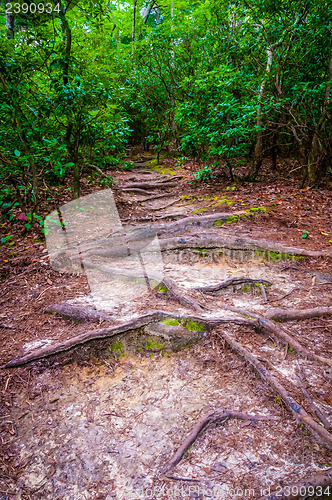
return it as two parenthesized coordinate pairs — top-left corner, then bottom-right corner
(307, 54), (332, 186)
(249, 48), (273, 180)
(59, 4), (78, 198)
(132, 0), (137, 41)
(6, 13), (15, 39)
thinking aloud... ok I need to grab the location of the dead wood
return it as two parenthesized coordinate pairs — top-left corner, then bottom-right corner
(194, 277), (272, 293)
(44, 304), (113, 323)
(217, 329), (332, 447)
(258, 467), (332, 500)
(161, 409), (279, 476)
(266, 306), (332, 322)
(1, 311), (249, 368)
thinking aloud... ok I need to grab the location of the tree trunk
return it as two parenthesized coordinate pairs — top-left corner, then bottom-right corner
(249, 48), (273, 181)
(60, 4), (78, 198)
(132, 0), (137, 41)
(307, 54), (332, 186)
(6, 13), (15, 39)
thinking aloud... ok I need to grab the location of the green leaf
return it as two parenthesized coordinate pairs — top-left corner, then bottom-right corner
(14, 150), (21, 157)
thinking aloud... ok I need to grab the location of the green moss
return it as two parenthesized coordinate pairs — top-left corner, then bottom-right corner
(249, 206), (267, 213)
(191, 207), (208, 214)
(214, 220), (224, 226)
(254, 250), (305, 262)
(157, 284), (168, 293)
(161, 318), (180, 326)
(139, 339), (164, 354)
(242, 284), (251, 292)
(181, 319), (205, 332)
(226, 215), (239, 223)
(109, 341), (125, 359)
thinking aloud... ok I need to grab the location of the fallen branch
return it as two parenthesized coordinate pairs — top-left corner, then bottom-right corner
(258, 467), (332, 500)
(266, 306), (332, 322)
(161, 409), (279, 476)
(45, 304), (113, 323)
(195, 277), (272, 293)
(1, 310), (249, 368)
(217, 329), (332, 447)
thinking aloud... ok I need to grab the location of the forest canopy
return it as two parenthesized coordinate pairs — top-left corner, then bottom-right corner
(1, 0), (332, 217)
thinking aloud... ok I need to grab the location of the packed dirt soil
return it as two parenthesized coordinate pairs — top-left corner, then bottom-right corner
(0, 153), (332, 499)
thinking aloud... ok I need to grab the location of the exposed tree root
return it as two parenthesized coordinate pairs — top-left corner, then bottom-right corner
(158, 234), (332, 258)
(296, 373), (332, 431)
(118, 180), (177, 190)
(160, 409), (279, 476)
(258, 467), (332, 500)
(194, 277), (272, 292)
(1, 310), (248, 368)
(266, 306), (332, 322)
(150, 198), (182, 211)
(155, 213), (245, 237)
(118, 187), (152, 195)
(141, 193), (175, 203)
(44, 304), (113, 323)
(213, 304), (332, 368)
(216, 329), (332, 447)
(82, 260), (205, 312)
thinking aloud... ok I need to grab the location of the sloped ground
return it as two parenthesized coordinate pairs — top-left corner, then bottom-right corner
(0, 155), (332, 499)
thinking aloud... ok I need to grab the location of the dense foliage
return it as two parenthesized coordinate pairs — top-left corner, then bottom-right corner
(0, 0), (331, 220)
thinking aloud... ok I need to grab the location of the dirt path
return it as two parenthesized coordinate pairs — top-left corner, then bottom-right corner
(1, 157), (332, 499)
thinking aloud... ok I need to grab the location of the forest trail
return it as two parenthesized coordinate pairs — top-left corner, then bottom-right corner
(1, 158), (332, 499)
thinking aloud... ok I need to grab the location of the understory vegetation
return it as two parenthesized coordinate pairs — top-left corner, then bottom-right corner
(0, 0), (332, 224)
